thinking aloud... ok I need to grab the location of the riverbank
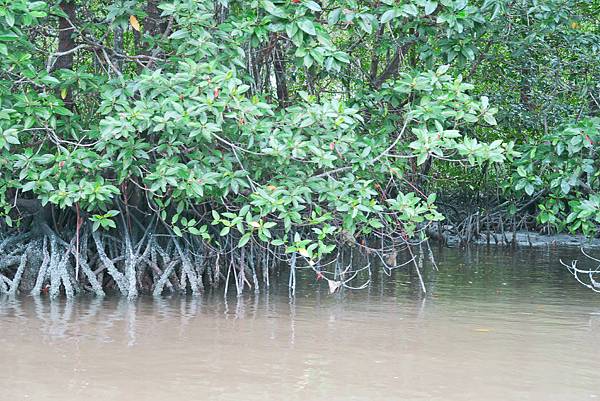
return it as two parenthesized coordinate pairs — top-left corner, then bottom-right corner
(2, 222), (599, 299)
(437, 230), (600, 249)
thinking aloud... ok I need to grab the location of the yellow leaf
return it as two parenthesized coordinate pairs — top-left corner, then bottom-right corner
(60, 88), (68, 99)
(298, 248), (309, 258)
(130, 15), (140, 32)
(266, 185), (277, 191)
(249, 221), (260, 228)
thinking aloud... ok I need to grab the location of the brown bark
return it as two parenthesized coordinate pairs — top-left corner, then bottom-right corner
(53, 1), (76, 109)
(373, 48), (401, 88)
(141, 0), (171, 70)
(144, 0), (164, 38)
(373, 41), (415, 89)
(272, 37), (289, 108)
(369, 26), (384, 82)
(520, 64), (535, 112)
(54, 1), (76, 71)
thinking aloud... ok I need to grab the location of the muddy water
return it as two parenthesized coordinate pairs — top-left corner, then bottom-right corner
(1, 247), (600, 401)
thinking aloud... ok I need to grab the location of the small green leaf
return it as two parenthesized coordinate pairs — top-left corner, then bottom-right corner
(525, 184), (534, 196)
(238, 233), (251, 247)
(173, 226), (183, 237)
(483, 113), (497, 126)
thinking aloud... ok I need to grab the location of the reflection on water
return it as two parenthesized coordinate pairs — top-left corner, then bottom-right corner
(1, 246), (600, 401)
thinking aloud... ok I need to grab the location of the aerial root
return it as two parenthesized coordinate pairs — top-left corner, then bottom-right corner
(0, 223), (426, 298)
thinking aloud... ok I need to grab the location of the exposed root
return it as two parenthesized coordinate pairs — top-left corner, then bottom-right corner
(0, 218), (430, 298)
(7, 246), (29, 296)
(561, 249), (600, 293)
(31, 237), (50, 295)
(93, 229), (128, 295)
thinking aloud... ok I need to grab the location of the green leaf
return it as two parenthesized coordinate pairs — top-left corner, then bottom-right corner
(483, 113), (497, 126)
(525, 184), (534, 196)
(328, 9), (341, 25)
(358, 15), (373, 34)
(238, 233), (251, 247)
(4, 132), (20, 145)
(381, 9), (399, 23)
(370, 219), (384, 228)
(169, 30), (188, 39)
(263, 0), (288, 18)
(332, 51), (350, 63)
(21, 181), (36, 192)
(5, 13), (15, 27)
(40, 75), (60, 85)
(416, 152), (428, 165)
(0, 32), (18, 41)
(298, 19), (316, 35)
(173, 226), (183, 237)
(304, 1), (322, 11)
(424, 1), (438, 15)
(239, 204), (250, 216)
(402, 4), (419, 16)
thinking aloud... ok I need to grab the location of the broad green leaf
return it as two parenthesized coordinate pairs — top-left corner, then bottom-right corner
(298, 19), (316, 35)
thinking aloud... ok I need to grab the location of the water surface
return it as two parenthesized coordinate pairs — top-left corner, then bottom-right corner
(1, 247), (599, 401)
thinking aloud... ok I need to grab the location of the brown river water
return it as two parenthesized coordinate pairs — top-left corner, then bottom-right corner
(1, 246), (600, 401)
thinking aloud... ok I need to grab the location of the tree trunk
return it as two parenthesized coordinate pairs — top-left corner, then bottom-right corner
(272, 37), (289, 108)
(113, 26), (124, 71)
(54, 1), (76, 109)
(54, 1), (76, 71)
(144, 0), (164, 38)
(141, 0), (168, 69)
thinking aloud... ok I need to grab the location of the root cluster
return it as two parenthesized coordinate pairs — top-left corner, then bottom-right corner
(0, 222), (279, 299)
(0, 217), (434, 299)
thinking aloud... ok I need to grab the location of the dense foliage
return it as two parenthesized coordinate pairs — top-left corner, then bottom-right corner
(0, 0), (598, 297)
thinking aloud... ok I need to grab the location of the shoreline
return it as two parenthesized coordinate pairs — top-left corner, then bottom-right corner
(435, 230), (600, 249)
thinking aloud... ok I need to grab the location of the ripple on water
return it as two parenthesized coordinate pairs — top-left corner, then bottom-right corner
(1, 246), (600, 401)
